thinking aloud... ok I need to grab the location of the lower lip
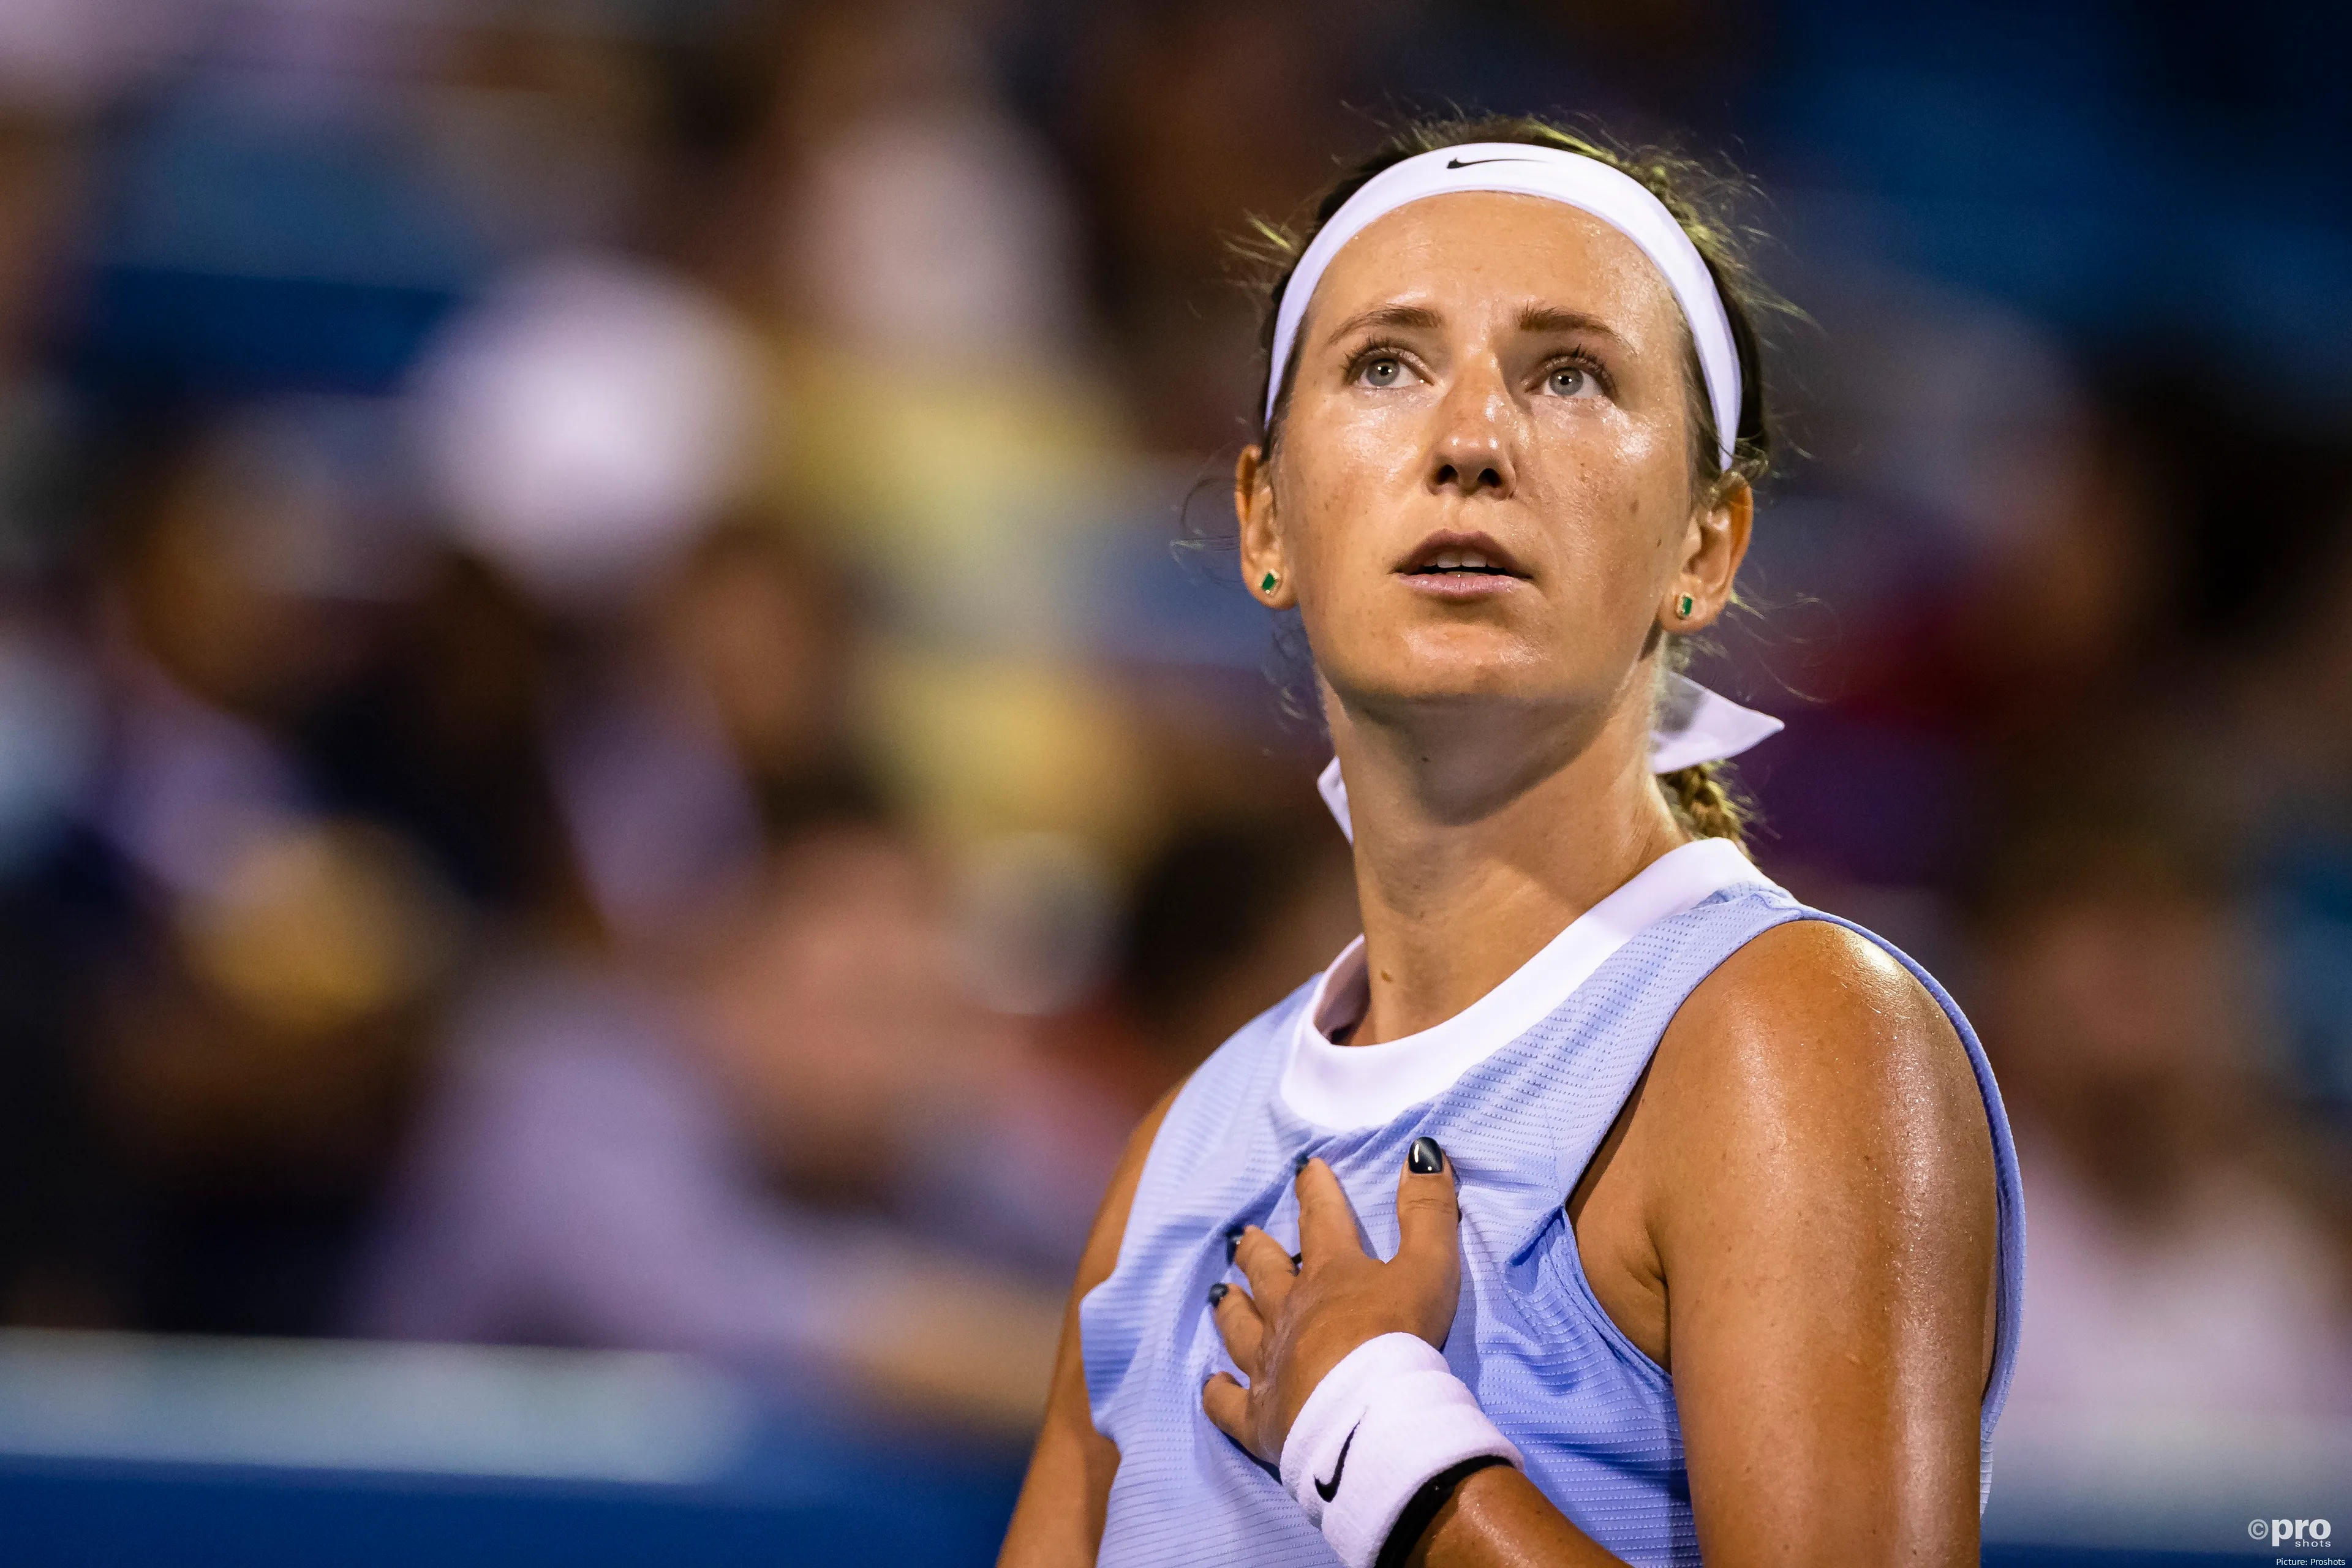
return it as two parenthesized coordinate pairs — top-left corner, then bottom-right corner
(1398, 570), (1524, 600)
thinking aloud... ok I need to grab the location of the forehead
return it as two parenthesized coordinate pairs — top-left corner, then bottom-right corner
(1303, 190), (1684, 345)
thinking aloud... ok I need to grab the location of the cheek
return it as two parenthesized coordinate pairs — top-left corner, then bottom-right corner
(1523, 422), (1691, 591)
(1276, 423), (1419, 579)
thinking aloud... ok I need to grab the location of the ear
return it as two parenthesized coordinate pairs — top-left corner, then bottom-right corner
(1235, 443), (1294, 609)
(1660, 475), (1752, 630)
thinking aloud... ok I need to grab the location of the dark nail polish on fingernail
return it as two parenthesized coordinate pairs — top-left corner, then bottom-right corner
(1207, 1283), (1228, 1306)
(1223, 1226), (1243, 1263)
(1293, 1150), (1313, 1174)
(1408, 1136), (1446, 1175)
(1289, 1253), (1302, 1273)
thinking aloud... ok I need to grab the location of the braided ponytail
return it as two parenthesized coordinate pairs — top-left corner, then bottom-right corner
(1659, 761), (1748, 845)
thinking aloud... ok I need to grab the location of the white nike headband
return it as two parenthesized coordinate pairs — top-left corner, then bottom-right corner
(1264, 141), (1744, 472)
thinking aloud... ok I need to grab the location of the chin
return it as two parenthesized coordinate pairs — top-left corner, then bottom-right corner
(1333, 635), (1568, 715)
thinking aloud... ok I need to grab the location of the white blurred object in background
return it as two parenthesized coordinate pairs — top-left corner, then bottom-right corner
(410, 252), (763, 609)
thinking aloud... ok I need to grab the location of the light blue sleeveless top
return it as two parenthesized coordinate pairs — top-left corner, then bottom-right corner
(1080, 852), (2024, 1567)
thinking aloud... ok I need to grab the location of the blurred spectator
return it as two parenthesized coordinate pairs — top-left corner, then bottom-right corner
(1109, 813), (1360, 1079)
(2222, 515), (2352, 1120)
(1969, 801), (2352, 1424)
(35, 405), (464, 1334)
(905, 807), (1362, 1269)
(300, 548), (592, 936)
(353, 813), (1067, 1436)
(1709, 275), (2165, 919)
(769, 1), (1087, 372)
(1064, 0), (1364, 454)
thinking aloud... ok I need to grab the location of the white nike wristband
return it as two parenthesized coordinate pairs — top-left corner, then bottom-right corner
(1276, 1333), (1523, 1568)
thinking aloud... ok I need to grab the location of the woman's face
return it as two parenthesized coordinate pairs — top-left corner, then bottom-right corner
(1238, 192), (1747, 737)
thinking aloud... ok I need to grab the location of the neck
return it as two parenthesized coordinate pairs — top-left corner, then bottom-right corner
(1331, 678), (1686, 1047)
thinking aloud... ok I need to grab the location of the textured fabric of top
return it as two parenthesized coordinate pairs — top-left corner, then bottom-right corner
(1079, 882), (2026, 1567)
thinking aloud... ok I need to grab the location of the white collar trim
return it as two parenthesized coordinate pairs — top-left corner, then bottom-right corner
(1279, 838), (1776, 1131)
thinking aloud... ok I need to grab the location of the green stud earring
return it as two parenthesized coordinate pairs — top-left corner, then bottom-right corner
(1261, 571), (1280, 594)
(1675, 594), (1695, 619)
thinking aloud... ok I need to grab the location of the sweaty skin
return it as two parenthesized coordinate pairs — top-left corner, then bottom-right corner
(1000, 189), (1998, 1567)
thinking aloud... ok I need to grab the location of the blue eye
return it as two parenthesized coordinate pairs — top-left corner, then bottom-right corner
(1360, 356), (1402, 387)
(1548, 365), (1595, 397)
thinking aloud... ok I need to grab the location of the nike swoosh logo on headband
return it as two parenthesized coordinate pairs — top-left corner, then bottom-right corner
(1445, 156), (1539, 168)
(1315, 1423), (1360, 1502)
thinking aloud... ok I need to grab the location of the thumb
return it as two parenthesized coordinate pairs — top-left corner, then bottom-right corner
(1393, 1134), (1462, 1287)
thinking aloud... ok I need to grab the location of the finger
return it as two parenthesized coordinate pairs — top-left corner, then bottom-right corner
(1202, 1371), (1254, 1450)
(1224, 1224), (1297, 1274)
(1393, 1134), (1463, 1276)
(1208, 1281), (1268, 1379)
(1295, 1156), (1368, 1263)
(1233, 1226), (1296, 1312)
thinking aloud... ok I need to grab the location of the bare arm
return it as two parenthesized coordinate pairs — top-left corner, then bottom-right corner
(1646, 920), (1997, 1564)
(998, 1083), (1182, 1567)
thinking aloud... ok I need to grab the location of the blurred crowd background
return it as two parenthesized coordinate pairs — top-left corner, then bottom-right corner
(0, 0), (2346, 1500)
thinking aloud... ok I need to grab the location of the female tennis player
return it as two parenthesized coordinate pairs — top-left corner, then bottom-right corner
(1000, 117), (2022, 1568)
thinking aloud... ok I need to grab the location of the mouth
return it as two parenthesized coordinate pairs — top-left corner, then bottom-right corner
(1394, 531), (1531, 586)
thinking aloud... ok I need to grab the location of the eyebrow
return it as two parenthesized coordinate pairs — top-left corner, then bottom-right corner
(1317, 303), (1443, 348)
(1517, 305), (1626, 344)
(1316, 301), (1629, 349)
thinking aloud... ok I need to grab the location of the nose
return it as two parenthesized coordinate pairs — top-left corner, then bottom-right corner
(1426, 372), (1517, 499)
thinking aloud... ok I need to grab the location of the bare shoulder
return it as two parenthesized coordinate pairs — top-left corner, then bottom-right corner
(1687, 916), (1956, 1047)
(1631, 917), (1997, 1324)
(1653, 917), (1981, 1145)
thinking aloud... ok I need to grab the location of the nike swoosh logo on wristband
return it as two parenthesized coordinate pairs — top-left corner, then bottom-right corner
(1314, 1423), (1360, 1502)
(1444, 156), (1539, 168)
